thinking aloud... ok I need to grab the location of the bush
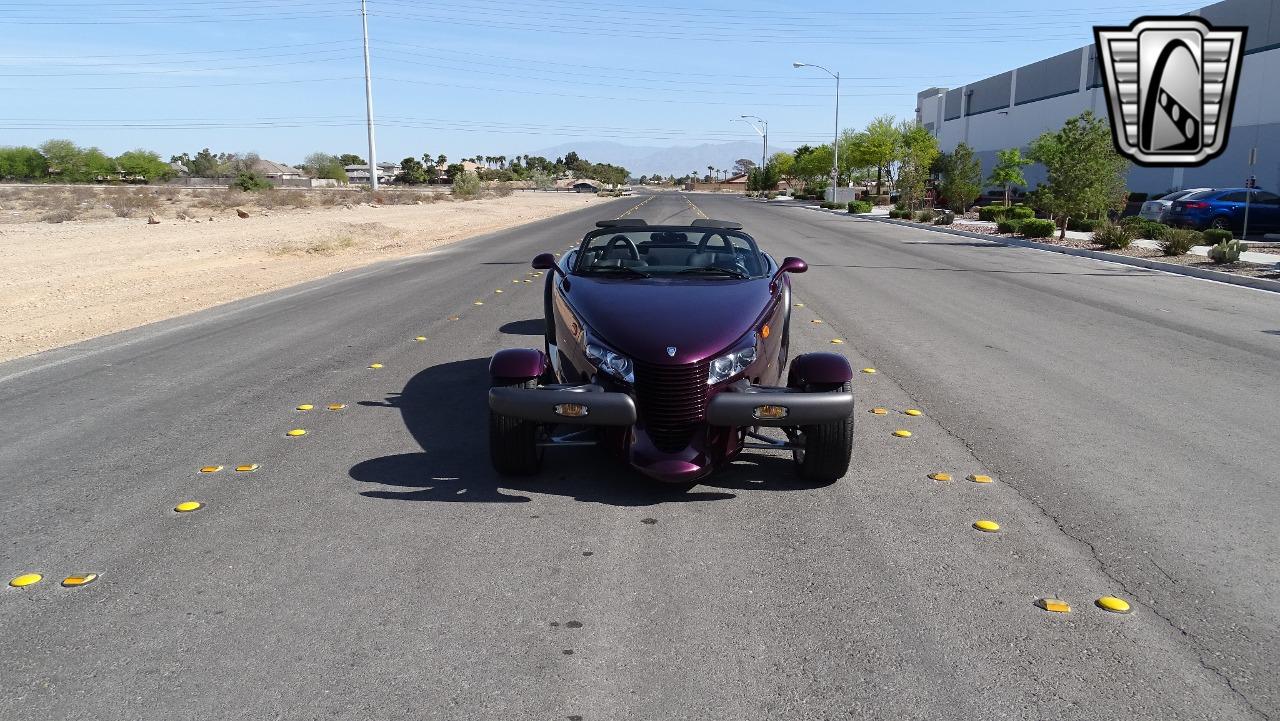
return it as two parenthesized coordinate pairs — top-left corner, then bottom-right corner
(40, 207), (78, 223)
(1138, 221), (1169, 240)
(1020, 218), (1056, 238)
(874, 195), (890, 205)
(978, 206), (1007, 222)
(1092, 221), (1134, 249)
(1006, 205), (1035, 220)
(1202, 228), (1232, 245)
(104, 187), (161, 217)
(1208, 239), (1247, 264)
(491, 181), (514, 198)
(1067, 217), (1099, 232)
(914, 208), (935, 223)
(848, 200), (872, 214)
(996, 219), (1024, 234)
(933, 211), (955, 225)
(1161, 228), (1201, 256)
(452, 170), (482, 199)
(230, 172), (272, 192)
(1119, 215), (1147, 230)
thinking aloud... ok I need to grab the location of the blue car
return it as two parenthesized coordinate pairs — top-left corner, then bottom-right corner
(1165, 188), (1280, 234)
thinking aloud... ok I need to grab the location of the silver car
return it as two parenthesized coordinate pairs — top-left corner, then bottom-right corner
(1139, 188), (1215, 222)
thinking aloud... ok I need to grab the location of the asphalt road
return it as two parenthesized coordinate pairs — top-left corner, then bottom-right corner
(2, 191), (1277, 720)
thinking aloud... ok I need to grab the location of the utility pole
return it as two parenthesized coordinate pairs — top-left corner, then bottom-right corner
(794, 63), (840, 201)
(360, 0), (378, 190)
(738, 115), (768, 176)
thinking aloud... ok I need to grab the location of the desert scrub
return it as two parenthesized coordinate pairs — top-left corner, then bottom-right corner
(1202, 228), (1232, 245)
(1160, 228), (1202, 256)
(914, 208), (935, 223)
(1092, 221), (1135, 249)
(104, 187), (161, 218)
(1138, 221), (1169, 240)
(1208, 239), (1247, 264)
(452, 171), (482, 199)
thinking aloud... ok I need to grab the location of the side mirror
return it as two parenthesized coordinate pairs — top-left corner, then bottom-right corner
(771, 256), (807, 290)
(532, 252), (556, 270)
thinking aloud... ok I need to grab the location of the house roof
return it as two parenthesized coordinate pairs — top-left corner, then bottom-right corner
(724, 173), (748, 183)
(252, 159), (303, 176)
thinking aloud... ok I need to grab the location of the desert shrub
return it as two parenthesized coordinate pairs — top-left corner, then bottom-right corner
(996, 218), (1024, 234)
(1020, 218), (1056, 238)
(278, 190), (310, 208)
(1119, 215), (1147, 231)
(452, 170), (482, 199)
(933, 211), (955, 225)
(230, 172), (272, 192)
(1138, 221), (1169, 240)
(1092, 221), (1134, 249)
(766, 192), (778, 199)
(914, 208), (935, 223)
(105, 187), (161, 217)
(873, 195), (890, 205)
(1208, 239), (1247, 264)
(848, 200), (872, 214)
(1202, 228), (1232, 245)
(491, 181), (514, 198)
(1067, 217), (1099, 232)
(314, 191), (341, 207)
(1161, 228), (1201, 256)
(977, 206), (1007, 222)
(1006, 205), (1035, 220)
(40, 206), (78, 223)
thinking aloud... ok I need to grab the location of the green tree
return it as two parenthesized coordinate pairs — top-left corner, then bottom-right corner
(529, 170), (554, 190)
(936, 142), (982, 212)
(337, 153), (366, 167)
(795, 144), (833, 190)
(395, 156), (430, 184)
(987, 147), (1031, 207)
(895, 121), (939, 210)
(230, 172), (272, 191)
(862, 115), (901, 197)
(116, 149), (173, 183)
(184, 148), (225, 177)
(302, 152), (348, 182)
(0, 146), (48, 180)
(1027, 111), (1129, 239)
(767, 151), (795, 186)
(452, 170), (482, 198)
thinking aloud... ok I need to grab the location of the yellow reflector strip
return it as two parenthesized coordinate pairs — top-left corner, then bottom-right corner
(8, 573), (41, 588)
(61, 573), (98, 587)
(752, 405), (789, 420)
(235, 464), (259, 472)
(199, 465), (223, 474)
(368, 363), (383, 369)
(810, 319), (823, 324)
(892, 429), (912, 438)
(870, 407), (888, 415)
(928, 473), (952, 481)
(904, 409), (922, 416)
(861, 368), (876, 374)
(296, 404), (314, 411)
(554, 403), (589, 418)
(286, 429), (307, 437)
(415, 336), (427, 342)
(1096, 596), (1132, 613)
(830, 339), (844, 344)
(973, 520), (1000, 532)
(1036, 598), (1071, 613)
(175, 501), (202, 513)
(968, 474), (994, 484)
(326, 403), (345, 411)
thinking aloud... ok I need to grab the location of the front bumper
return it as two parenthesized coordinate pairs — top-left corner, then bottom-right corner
(706, 384), (853, 427)
(488, 384), (636, 425)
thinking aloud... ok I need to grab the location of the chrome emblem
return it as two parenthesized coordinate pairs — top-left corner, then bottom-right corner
(1094, 16), (1246, 166)
(666, 346), (677, 357)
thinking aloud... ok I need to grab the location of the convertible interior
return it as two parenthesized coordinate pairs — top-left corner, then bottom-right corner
(577, 230), (766, 277)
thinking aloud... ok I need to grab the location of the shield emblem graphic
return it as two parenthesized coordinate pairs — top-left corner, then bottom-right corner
(666, 346), (677, 357)
(1094, 16), (1246, 166)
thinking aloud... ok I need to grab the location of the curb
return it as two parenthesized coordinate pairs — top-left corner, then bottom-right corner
(855, 214), (1280, 295)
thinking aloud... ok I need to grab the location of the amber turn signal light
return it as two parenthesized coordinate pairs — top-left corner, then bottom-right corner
(554, 403), (589, 418)
(752, 405), (789, 420)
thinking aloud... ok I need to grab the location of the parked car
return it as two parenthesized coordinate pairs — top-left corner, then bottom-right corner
(1166, 188), (1280, 233)
(1139, 188), (1215, 223)
(486, 219), (855, 489)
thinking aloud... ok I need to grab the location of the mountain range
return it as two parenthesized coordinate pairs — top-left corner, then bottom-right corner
(530, 141), (790, 178)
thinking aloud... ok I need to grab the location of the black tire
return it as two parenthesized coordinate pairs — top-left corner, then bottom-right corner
(489, 379), (543, 475)
(793, 381), (853, 482)
(1210, 216), (1232, 231)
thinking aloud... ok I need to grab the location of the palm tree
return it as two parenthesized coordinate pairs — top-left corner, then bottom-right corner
(436, 154), (447, 166)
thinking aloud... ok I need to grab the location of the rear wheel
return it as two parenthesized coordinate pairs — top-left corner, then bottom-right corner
(792, 381), (853, 482)
(489, 379), (543, 475)
(1210, 216), (1232, 231)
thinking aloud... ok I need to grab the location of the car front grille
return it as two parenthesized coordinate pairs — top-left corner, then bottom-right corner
(634, 360), (709, 452)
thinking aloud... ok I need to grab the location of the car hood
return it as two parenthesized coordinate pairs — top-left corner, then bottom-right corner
(565, 276), (775, 365)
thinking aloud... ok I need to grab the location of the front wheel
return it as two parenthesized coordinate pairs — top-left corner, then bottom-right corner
(792, 381), (853, 482)
(1209, 216), (1232, 231)
(489, 379), (543, 475)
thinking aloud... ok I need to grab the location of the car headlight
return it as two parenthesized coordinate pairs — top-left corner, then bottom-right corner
(586, 342), (634, 383)
(707, 342), (757, 385)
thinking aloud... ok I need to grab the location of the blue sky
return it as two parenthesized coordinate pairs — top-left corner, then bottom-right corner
(0, 0), (1196, 167)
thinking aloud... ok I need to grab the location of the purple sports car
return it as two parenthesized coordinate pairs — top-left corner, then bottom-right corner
(487, 219), (854, 489)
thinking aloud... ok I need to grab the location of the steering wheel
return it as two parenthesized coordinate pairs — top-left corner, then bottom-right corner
(695, 231), (735, 255)
(604, 234), (640, 260)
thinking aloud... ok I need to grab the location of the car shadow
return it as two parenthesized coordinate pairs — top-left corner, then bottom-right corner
(499, 319), (545, 336)
(350, 357), (771, 506)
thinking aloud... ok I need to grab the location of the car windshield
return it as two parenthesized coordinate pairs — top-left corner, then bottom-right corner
(574, 228), (767, 278)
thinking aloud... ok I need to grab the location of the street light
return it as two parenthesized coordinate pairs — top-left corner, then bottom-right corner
(734, 115), (768, 172)
(794, 61), (840, 201)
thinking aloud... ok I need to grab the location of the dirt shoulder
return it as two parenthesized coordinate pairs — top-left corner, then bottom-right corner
(0, 191), (607, 362)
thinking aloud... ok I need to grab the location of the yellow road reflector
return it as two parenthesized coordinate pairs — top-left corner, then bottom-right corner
(326, 403), (345, 411)
(473, 301), (484, 306)
(296, 404), (314, 411)
(1036, 598), (1071, 613)
(512, 280), (520, 284)
(861, 368), (876, 374)
(973, 519), (1001, 532)
(235, 464), (259, 472)
(175, 501), (202, 513)
(904, 409), (922, 416)
(794, 303), (805, 308)
(448, 315), (461, 320)
(928, 473), (952, 481)
(368, 363), (383, 369)
(286, 429), (307, 437)
(810, 319), (823, 324)
(870, 407), (888, 415)
(414, 336), (426, 342)
(8, 573), (41, 588)
(1096, 596), (1132, 614)
(199, 465), (223, 474)
(968, 474), (994, 484)
(830, 339), (844, 344)
(892, 429), (912, 438)
(61, 573), (97, 588)
(495, 289), (503, 294)
(522, 279), (532, 283)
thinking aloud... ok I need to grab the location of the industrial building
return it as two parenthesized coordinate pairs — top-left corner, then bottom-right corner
(915, 0), (1279, 197)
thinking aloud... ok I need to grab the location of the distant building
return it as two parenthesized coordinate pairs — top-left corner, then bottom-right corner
(252, 159), (305, 181)
(724, 173), (748, 186)
(345, 162), (399, 185)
